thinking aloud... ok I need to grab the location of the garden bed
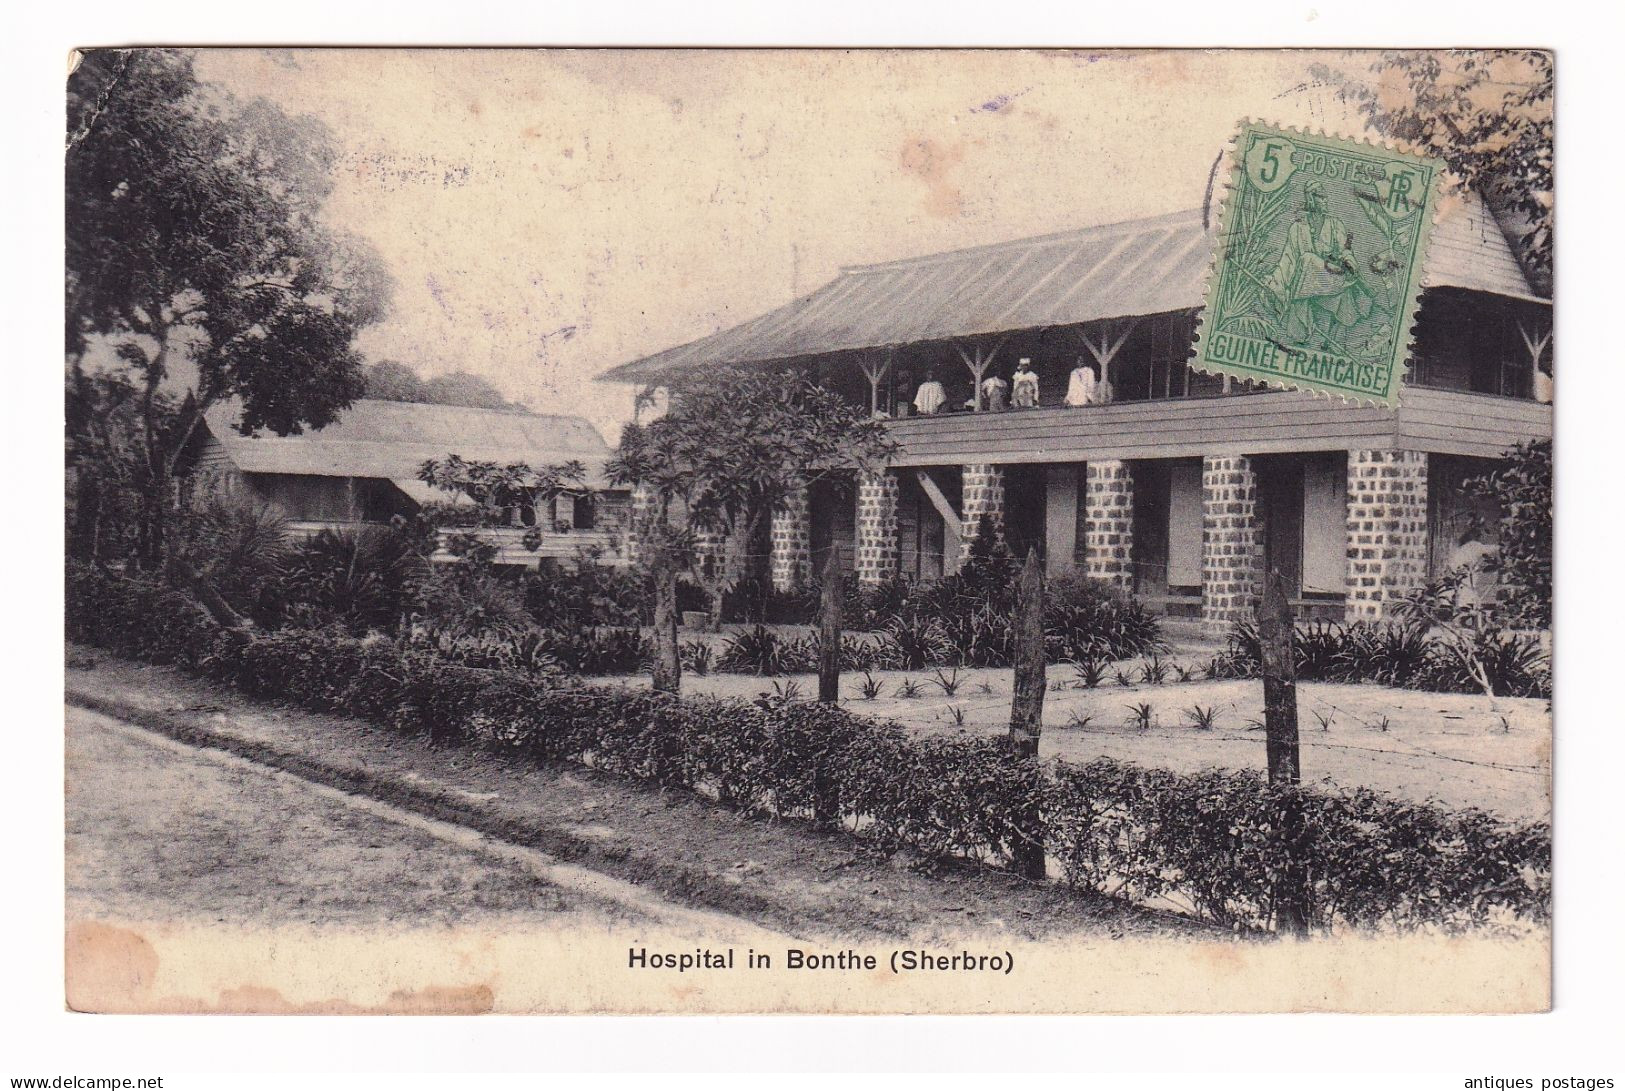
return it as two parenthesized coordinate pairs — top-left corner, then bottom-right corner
(605, 666), (1549, 821)
(66, 562), (1552, 936)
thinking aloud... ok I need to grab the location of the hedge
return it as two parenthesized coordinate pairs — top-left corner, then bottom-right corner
(66, 563), (1551, 935)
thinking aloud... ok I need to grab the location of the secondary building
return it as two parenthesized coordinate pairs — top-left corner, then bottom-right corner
(189, 398), (632, 567)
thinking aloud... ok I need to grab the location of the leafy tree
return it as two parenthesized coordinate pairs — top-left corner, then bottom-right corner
(608, 368), (898, 692)
(411, 454), (590, 637)
(1467, 439), (1552, 629)
(65, 370), (146, 562)
(417, 454), (586, 540)
(418, 371), (525, 411)
(1310, 50), (1553, 291)
(362, 359), (527, 411)
(66, 49), (390, 568)
(360, 359), (429, 402)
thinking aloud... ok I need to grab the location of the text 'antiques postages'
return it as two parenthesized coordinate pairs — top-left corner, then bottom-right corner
(1192, 122), (1443, 407)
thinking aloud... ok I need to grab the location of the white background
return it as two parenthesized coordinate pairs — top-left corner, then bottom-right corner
(4, 0), (1621, 1083)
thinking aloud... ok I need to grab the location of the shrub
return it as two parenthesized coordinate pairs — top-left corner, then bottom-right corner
(413, 566), (531, 638)
(875, 612), (949, 671)
(282, 525), (426, 634)
(522, 556), (647, 628)
(1042, 760), (1549, 932)
(67, 562), (1552, 934)
(680, 639), (713, 676)
(540, 625), (649, 675)
(716, 624), (790, 675)
(1044, 572), (1166, 662)
(1214, 617), (1549, 699)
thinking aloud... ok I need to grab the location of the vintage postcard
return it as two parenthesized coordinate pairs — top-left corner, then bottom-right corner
(64, 47), (1554, 1014)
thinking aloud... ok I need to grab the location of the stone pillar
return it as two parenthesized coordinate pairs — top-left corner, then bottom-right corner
(960, 464), (1006, 548)
(769, 483), (812, 592)
(1083, 459), (1134, 592)
(854, 470), (900, 585)
(1345, 449), (1429, 622)
(1201, 455), (1261, 630)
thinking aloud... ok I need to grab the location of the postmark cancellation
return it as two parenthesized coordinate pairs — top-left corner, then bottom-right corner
(1192, 122), (1444, 407)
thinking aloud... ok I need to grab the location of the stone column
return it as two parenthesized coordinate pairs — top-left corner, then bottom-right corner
(960, 464), (1006, 548)
(1083, 459), (1134, 592)
(769, 483), (812, 592)
(1201, 455), (1261, 630)
(1345, 449), (1429, 622)
(854, 470), (900, 585)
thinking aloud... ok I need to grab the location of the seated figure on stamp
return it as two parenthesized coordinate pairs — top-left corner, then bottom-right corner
(1011, 358), (1040, 408)
(1262, 180), (1377, 354)
(1065, 358), (1102, 407)
(913, 373), (947, 415)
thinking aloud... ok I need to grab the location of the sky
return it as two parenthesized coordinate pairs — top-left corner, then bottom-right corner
(195, 48), (1382, 444)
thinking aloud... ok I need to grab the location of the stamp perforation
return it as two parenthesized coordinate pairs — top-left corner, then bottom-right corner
(1187, 119), (1447, 410)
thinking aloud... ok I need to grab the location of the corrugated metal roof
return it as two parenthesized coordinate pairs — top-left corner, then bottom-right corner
(600, 193), (1544, 383)
(203, 399), (617, 489)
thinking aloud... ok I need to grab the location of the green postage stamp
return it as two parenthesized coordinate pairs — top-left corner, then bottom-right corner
(1192, 122), (1444, 407)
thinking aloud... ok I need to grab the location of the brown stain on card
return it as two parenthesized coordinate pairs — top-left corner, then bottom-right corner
(211, 982), (496, 1015)
(65, 921), (160, 1012)
(66, 920), (496, 1014)
(899, 137), (966, 218)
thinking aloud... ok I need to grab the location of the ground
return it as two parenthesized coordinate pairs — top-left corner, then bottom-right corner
(66, 651), (1198, 945)
(68, 704), (662, 931)
(616, 621), (1552, 821)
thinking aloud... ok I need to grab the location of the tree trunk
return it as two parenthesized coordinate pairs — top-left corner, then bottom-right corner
(706, 584), (726, 633)
(818, 548), (843, 705)
(138, 464), (169, 572)
(169, 554), (250, 630)
(137, 336), (169, 572)
(1258, 568), (1309, 936)
(1008, 548), (1047, 881)
(651, 551), (683, 694)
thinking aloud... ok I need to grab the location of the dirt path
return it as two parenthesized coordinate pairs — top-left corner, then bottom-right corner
(68, 706), (784, 941)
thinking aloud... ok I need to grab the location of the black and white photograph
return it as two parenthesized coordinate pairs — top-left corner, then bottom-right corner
(58, 45), (1558, 1017)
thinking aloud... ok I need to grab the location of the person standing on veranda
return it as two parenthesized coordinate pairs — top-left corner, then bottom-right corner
(1065, 358), (1102, 407)
(1011, 358), (1040, 408)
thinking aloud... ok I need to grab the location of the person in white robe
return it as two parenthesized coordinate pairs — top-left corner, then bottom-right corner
(913, 377), (947, 415)
(1011, 359), (1040, 408)
(1065, 359), (1100, 406)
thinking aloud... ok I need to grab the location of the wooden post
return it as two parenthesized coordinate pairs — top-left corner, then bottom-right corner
(1257, 568), (1300, 784)
(1257, 567), (1308, 935)
(818, 547), (843, 705)
(1009, 548), (1047, 881)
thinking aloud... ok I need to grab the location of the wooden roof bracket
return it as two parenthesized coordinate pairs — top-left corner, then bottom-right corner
(1076, 317), (1141, 398)
(956, 337), (1007, 412)
(859, 350), (895, 415)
